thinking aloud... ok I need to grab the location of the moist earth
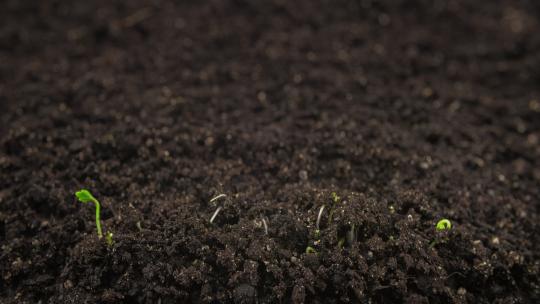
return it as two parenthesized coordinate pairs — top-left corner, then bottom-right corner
(1, 0), (540, 303)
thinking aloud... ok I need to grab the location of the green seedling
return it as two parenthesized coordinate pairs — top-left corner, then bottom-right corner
(430, 218), (452, 247)
(436, 219), (452, 231)
(75, 189), (103, 239)
(305, 246), (317, 254)
(105, 231), (114, 246)
(331, 192), (340, 204)
(313, 193), (351, 249)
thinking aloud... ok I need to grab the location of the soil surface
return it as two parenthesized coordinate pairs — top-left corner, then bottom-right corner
(1, 0), (540, 303)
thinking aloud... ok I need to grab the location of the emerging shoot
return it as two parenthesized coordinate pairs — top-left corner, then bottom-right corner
(209, 194), (227, 224)
(436, 219), (452, 231)
(261, 216), (268, 235)
(105, 231), (114, 246)
(210, 193), (227, 204)
(430, 218), (453, 247)
(338, 238), (345, 249)
(331, 192), (340, 204)
(75, 189), (103, 239)
(316, 205), (325, 231)
(305, 246), (317, 254)
(210, 206), (222, 223)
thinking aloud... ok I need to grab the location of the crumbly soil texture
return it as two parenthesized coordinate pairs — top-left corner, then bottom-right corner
(1, 0), (540, 303)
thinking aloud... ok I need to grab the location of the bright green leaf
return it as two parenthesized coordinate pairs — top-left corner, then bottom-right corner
(76, 189), (96, 204)
(436, 219), (452, 231)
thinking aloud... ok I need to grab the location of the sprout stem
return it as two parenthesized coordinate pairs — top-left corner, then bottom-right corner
(261, 217), (268, 235)
(210, 194), (227, 204)
(210, 206), (222, 223)
(105, 231), (113, 246)
(316, 205), (325, 231)
(75, 190), (103, 239)
(93, 198), (103, 239)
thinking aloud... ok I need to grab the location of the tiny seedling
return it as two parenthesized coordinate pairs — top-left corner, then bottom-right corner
(436, 219), (452, 231)
(316, 205), (325, 231)
(105, 231), (114, 246)
(210, 206), (222, 223)
(261, 216), (268, 235)
(331, 192), (340, 204)
(209, 194), (227, 224)
(254, 216), (269, 235)
(337, 238), (345, 249)
(75, 189), (114, 246)
(305, 246), (317, 254)
(75, 189), (103, 239)
(430, 218), (452, 247)
(210, 193), (227, 204)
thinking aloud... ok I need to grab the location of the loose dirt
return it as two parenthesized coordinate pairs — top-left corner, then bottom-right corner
(1, 0), (539, 303)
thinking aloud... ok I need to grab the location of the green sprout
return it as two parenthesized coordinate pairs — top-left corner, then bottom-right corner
(105, 231), (114, 246)
(436, 219), (452, 231)
(430, 218), (452, 247)
(305, 246), (317, 254)
(331, 192), (340, 204)
(75, 189), (103, 239)
(337, 238), (345, 249)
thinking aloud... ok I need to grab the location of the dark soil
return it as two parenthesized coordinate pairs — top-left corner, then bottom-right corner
(1, 0), (540, 303)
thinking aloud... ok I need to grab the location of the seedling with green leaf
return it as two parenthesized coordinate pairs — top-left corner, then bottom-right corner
(105, 231), (114, 246)
(312, 192), (352, 249)
(305, 246), (317, 254)
(436, 219), (452, 231)
(430, 218), (452, 247)
(75, 189), (103, 238)
(75, 189), (113, 245)
(331, 192), (340, 204)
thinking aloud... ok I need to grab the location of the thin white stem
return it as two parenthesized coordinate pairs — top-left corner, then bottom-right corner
(210, 206), (222, 223)
(316, 205), (325, 230)
(210, 194), (227, 204)
(261, 217), (268, 235)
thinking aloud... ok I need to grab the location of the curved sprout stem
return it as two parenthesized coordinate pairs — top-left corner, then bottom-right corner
(210, 194), (227, 204)
(316, 205), (325, 231)
(261, 217), (268, 235)
(75, 189), (103, 239)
